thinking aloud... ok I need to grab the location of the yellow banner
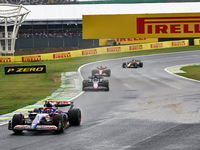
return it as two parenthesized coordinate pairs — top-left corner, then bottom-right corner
(0, 40), (188, 63)
(194, 38), (200, 45)
(99, 38), (158, 46)
(83, 13), (200, 39)
(128, 40), (188, 51)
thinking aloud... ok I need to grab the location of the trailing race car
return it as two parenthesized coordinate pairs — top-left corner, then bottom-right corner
(122, 59), (143, 68)
(82, 76), (109, 91)
(92, 66), (111, 77)
(8, 101), (81, 133)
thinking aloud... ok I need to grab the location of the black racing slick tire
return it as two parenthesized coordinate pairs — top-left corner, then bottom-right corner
(122, 63), (126, 68)
(103, 80), (109, 87)
(92, 70), (98, 76)
(106, 69), (111, 77)
(68, 108), (81, 126)
(139, 62), (143, 67)
(33, 108), (40, 113)
(105, 87), (109, 91)
(82, 80), (88, 91)
(12, 114), (24, 133)
(53, 114), (66, 133)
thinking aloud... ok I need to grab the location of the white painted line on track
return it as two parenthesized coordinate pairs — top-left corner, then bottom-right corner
(165, 64), (200, 83)
(0, 122), (8, 126)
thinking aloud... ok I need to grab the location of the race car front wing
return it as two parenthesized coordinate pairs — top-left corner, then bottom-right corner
(8, 121), (61, 131)
(83, 86), (108, 90)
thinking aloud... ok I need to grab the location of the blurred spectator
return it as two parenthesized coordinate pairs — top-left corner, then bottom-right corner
(18, 30), (81, 38)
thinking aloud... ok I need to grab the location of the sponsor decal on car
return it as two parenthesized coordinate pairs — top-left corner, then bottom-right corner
(22, 55), (41, 62)
(53, 52), (71, 59)
(56, 102), (69, 105)
(40, 125), (56, 130)
(15, 125), (28, 129)
(4, 65), (46, 75)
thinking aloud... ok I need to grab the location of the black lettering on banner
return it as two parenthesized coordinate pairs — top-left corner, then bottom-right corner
(4, 65), (46, 75)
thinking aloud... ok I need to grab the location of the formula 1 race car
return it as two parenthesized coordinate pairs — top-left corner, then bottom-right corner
(8, 101), (81, 133)
(122, 59), (143, 68)
(82, 76), (109, 91)
(92, 66), (111, 77)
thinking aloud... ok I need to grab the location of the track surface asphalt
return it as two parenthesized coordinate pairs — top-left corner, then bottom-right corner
(1, 50), (200, 150)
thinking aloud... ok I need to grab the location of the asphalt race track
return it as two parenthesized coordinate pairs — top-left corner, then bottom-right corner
(1, 50), (200, 150)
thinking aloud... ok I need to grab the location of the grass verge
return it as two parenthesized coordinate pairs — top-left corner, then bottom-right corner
(0, 45), (200, 115)
(176, 64), (200, 81)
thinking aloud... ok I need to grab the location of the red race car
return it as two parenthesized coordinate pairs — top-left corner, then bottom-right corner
(91, 66), (111, 77)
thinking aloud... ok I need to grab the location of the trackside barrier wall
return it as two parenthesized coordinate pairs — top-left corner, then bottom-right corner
(194, 38), (200, 45)
(0, 40), (188, 63)
(99, 38), (158, 46)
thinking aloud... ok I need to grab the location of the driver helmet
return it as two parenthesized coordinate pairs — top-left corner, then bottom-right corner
(47, 109), (51, 113)
(44, 108), (51, 113)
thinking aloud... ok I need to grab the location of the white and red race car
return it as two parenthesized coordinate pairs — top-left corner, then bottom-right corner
(91, 66), (111, 77)
(8, 101), (81, 134)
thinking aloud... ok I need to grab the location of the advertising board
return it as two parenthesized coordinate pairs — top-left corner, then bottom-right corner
(83, 13), (200, 39)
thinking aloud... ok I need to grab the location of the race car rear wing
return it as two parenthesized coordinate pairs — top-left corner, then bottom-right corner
(97, 66), (107, 69)
(50, 101), (74, 109)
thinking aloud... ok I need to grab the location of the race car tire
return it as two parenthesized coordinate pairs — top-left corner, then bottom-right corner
(105, 87), (109, 91)
(53, 114), (66, 133)
(12, 114), (24, 133)
(68, 108), (81, 126)
(139, 62), (143, 67)
(103, 80), (109, 87)
(83, 80), (90, 91)
(106, 69), (111, 77)
(82, 80), (87, 91)
(92, 70), (98, 76)
(122, 63), (126, 68)
(33, 108), (40, 113)
(82, 80), (87, 86)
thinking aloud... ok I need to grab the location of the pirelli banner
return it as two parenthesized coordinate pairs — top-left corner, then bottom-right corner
(83, 13), (200, 39)
(0, 40), (188, 63)
(194, 38), (200, 45)
(99, 38), (158, 46)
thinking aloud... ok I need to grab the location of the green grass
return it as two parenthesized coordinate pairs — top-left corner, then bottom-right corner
(176, 65), (200, 81)
(0, 45), (200, 115)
